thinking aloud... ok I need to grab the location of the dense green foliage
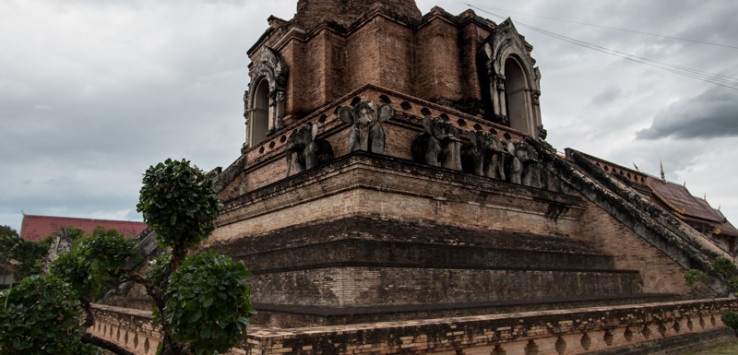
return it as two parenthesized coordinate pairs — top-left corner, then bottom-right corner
(0, 275), (98, 354)
(62, 226), (88, 242)
(686, 257), (738, 335)
(714, 257), (738, 280)
(0, 225), (16, 238)
(0, 226), (51, 281)
(137, 158), (251, 355)
(162, 251), (253, 355)
(51, 231), (138, 300)
(683, 269), (707, 286)
(2, 159), (251, 355)
(137, 158), (221, 254)
(723, 311), (738, 330)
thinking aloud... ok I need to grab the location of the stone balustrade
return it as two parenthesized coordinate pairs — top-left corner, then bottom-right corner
(88, 304), (161, 355)
(90, 297), (736, 354)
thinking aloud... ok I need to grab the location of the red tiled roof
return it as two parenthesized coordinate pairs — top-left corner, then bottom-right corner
(646, 177), (725, 223)
(570, 149), (737, 240)
(714, 209), (738, 238)
(20, 214), (148, 242)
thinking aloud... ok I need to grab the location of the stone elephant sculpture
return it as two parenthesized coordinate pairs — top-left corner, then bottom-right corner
(461, 130), (507, 180)
(338, 101), (393, 154)
(507, 141), (539, 186)
(411, 117), (462, 170)
(285, 123), (334, 177)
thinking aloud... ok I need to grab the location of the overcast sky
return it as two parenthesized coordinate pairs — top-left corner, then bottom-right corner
(2, 0), (737, 234)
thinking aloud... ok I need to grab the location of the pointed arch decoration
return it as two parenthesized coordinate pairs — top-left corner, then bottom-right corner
(478, 19), (543, 138)
(244, 46), (288, 148)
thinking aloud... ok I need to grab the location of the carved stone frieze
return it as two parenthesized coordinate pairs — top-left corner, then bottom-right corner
(411, 117), (462, 170)
(338, 101), (394, 154)
(285, 123), (334, 177)
(461, 130), (508, 180)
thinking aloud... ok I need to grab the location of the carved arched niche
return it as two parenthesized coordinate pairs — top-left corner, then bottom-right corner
(478, 19), (543, 138)
(244, 46), (288, 148)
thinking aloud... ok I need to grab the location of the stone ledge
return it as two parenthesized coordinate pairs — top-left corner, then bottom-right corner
(210, 151), (586, 242)
(89, 298), (735, 354)
(587, 326), (735, 354)
(250, 293), (679, 327)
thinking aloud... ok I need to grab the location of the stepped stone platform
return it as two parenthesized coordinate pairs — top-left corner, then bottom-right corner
(205, 216), (676, 328)
(92, 0), (738, 351)
(89, 298), (735, 355)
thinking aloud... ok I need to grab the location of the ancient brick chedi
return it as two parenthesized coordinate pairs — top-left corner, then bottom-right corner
(99, 0), (738, 353)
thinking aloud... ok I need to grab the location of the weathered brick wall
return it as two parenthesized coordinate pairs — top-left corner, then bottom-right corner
(211, 152), (584, 243)
(252, 267), (642, 307)
(292, 0), (422, 32)
(458, 11), (492, 103)
(249, 6), (498, 121)
(575, 204), (695, 295)
(415, 13), (462, 102)
(376, 18), (415, 96)
(221, 86), (527, 201)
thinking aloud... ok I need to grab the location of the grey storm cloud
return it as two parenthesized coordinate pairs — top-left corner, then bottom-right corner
(637, 87), (738, 140)
(2, 0), (738, 232)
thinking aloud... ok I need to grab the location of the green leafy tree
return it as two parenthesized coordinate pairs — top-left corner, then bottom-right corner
(58, 226), (87, 241)
(0, 275), (98, 354)
(0, 225), (50, 280)
(137, 158), (220, 256)
(686, 257), (738, 336)
(4, 159), (252, 355)
(51, 231), (138, 327)
(0, 225), (17, 238)
(135, 158), (253, 355)
(162, 251), (253, 355)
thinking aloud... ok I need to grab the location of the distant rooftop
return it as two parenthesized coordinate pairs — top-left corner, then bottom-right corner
(20, 214), (148, 242)
(647, 177), (738, 238)
(570, 148), (738, 240)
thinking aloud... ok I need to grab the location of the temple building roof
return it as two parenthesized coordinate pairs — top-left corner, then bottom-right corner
(20, 214), (147, 242)
(647, 177), (738, 238)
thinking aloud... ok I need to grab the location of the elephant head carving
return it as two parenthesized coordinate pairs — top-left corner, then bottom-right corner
(285, 123), (334, 177)
(461, 130), (507, 180)
(411, 117), (462, 170)
(507, 141), (539, 186)
(338, 101), (393, 154)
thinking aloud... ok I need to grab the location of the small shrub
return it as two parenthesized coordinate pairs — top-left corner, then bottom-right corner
(137, 158), (221, 254)
(684, 269), (707, 286)
(163, 251), (254, 355)
(714, 257), (737, 280)
(0, 275), (97, 354)
(723, 311), (738, 330)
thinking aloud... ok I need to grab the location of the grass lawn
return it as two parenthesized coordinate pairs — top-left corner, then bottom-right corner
(688, 339), (738, 355)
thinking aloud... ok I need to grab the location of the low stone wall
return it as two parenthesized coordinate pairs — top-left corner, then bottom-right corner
(91, 298), (736, 354)
(88, 304), (161, 355)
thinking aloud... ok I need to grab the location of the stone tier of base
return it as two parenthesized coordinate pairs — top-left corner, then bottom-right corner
(88, 298), (736, 355)
(251, 293), (679, 327)
(207, 217), (650, 325)
(213, 217), (617, 274)
(252, 266), (644, 308)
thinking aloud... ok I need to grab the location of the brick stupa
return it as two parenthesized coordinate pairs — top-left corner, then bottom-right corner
(95, 0), (737, 353)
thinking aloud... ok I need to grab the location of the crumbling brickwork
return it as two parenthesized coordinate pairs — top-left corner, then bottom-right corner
(99, 0), (737, 353)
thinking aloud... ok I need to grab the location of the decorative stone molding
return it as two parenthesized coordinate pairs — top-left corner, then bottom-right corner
(90, 298), (734, 354)
(337, 101), (394, 154)
(478, 19), (543, 137)
(411, 116), (462, 170)
(246, 46), (288, 147)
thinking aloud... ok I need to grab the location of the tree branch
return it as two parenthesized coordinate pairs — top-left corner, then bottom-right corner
(127, 273), (152, 288)
(81, 332), (136, 355)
